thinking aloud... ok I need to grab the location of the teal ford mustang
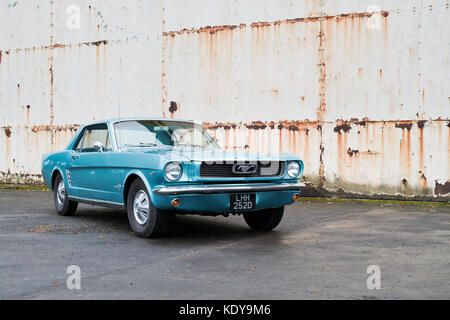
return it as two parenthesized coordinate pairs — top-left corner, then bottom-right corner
(41, 118), (305, 238)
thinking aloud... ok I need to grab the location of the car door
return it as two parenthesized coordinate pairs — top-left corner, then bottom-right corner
(67, 123), (114, 202)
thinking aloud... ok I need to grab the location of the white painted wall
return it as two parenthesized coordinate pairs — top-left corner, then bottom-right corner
(0, 0), (448, 198)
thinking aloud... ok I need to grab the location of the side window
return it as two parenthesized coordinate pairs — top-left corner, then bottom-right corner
(74, 124), (111, 153)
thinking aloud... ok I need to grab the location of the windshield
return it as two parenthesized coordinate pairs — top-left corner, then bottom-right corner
(114, 120), (219, 150)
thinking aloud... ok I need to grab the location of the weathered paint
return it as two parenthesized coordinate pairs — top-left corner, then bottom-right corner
(0, 0), (449, 200)
(0, 0), (162, 179)
(162, 0), (449, 199)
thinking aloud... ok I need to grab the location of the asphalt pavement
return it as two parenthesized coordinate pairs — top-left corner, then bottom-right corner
(0, 190), (449, 299)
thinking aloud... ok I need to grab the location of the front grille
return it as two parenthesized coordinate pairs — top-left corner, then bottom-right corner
(200, 161), (285, 178)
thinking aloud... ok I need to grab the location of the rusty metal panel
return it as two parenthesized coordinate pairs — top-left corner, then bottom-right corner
(419, 1), (450, 120)
(0, 48), (52, 127)
(323, 0), (450, 121)
(322, 120), (449, 196)
(162, 0), (449, 198)
(163, 0), (323, 31)
(323, 10), (418, 121)
(0, 0), (162, 184)
(0, 0), (449, 199)
(0, 0), (52, 50)
(322, 0), (434, 16)
(163, 21), (321, 121)
(0, 46), (52, 180)
(51, 39), (162, 125)
(52, 0), (162, 45)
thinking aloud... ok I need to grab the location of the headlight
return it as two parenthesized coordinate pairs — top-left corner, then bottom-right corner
(286, 161), (301, 178)
(165, 162), (183, 181)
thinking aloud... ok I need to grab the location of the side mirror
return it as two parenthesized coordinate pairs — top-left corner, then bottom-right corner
(93, 141), (105, 153)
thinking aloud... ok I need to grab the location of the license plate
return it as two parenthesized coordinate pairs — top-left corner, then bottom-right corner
(230, 194), (256, 211)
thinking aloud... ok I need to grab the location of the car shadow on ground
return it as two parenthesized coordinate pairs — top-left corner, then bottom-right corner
(72, 205), (276, 243)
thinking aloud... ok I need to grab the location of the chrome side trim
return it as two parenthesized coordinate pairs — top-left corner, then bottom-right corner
(153, 182), (306, 195)
(68, 196), (125, 209)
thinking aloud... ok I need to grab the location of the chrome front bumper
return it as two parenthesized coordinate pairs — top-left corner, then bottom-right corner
(153, 182), (306, 196)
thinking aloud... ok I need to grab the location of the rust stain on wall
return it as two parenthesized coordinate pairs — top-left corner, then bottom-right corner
(317, 19), (327, 122)
(204, 121), (318, 132)
(334, 122), (352, 134)
(31, 124), (80, 133)
(434, 181), (450, 196)
(3, 40), (109, 57)
(245, 121), (267, 130)
(203, 122), (235, 130)
(395, 121), (413, 131)
(163, 11), (389, 38)
(164, 24), (241, 37)
(347, 148), (359, 157)
(0, 171), (43, 185)
(418, 121), (426, 172)
(169, 101), (178, 118)
(3, 127), (12, 138)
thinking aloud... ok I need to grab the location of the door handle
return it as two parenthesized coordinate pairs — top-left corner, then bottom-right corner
(72, 155), (80, 160)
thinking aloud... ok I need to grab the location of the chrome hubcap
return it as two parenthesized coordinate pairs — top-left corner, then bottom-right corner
(56, 180), (66, 206)
(133, 190), (150, 225)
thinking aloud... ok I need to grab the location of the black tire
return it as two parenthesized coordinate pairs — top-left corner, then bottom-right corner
(53, 174), (78, 216)
(243, 207), (284, 231)
(127, 179), (168, 238)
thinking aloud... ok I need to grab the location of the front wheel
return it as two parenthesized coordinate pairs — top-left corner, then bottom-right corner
(53, 174), (78, 216)
(127, 179), (168, 238)
(243, 207), (284, 231)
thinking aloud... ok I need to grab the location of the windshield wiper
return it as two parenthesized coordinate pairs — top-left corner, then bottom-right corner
(175, 143), (205, 148)
(123, 143), (158, 148)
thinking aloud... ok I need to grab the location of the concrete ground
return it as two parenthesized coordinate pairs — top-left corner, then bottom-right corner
(0, 190), (448, 300)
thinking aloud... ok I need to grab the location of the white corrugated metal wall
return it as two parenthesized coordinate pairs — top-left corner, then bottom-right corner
(0, 0), (449, 199)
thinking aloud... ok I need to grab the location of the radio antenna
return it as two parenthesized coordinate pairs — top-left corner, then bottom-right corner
(118, 99), (121, 122)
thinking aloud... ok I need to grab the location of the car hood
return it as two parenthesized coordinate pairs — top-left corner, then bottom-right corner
(123, 146), (298, 162)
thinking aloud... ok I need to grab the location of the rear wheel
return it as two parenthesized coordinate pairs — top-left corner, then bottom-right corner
(243, 207), (284, 231)
(127, 179), (168, 238)
(53, 174), (78, 216)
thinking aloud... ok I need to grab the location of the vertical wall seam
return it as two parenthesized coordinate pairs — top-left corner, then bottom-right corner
(49, 0), (55, 151)
(161, 0), (167, 118)
(317, 0), (327, 188)
(416, 3), (424, 120)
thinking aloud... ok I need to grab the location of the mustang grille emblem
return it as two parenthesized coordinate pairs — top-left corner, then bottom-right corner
(232, 164), (258, 174)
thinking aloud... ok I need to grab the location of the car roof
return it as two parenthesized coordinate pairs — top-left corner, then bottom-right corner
(82, 118), (196, 127)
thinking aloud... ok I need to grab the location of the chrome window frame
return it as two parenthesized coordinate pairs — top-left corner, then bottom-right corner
(74, 123), (112, 153)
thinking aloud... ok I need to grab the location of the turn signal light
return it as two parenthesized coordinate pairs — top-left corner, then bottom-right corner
(171, 198), (181, 207)
(292, 193), (300, 201)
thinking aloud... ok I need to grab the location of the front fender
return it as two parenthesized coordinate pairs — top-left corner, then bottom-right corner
(122, 170), (157, 205)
